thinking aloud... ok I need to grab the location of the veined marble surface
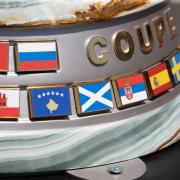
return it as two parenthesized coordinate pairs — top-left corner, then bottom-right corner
(0, 94), (179, 173)
(0, 0), (151, 26)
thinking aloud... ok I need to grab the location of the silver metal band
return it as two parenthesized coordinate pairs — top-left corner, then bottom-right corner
(0, 0), (179, 131)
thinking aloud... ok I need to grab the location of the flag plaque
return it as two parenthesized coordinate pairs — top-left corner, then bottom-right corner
(74, 81), (114, 116)
(14, 41), (59, 73)
(28, 85), (71, 120)
(112, 74), (148, 108)
(0, 87), (20, 120)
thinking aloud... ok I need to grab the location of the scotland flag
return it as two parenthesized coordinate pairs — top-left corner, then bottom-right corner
(78, 82), (113, 114)
(30, 87), (71, 118)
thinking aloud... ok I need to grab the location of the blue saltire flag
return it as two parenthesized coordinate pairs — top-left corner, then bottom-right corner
(78, 82), (113, 113)
(31, 87), (71, 118)
(169, 51), (180, 84)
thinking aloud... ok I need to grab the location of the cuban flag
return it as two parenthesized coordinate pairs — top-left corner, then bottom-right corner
(116, 74), (148, 106)
(169, 51), (180, 84)
(0, 88), (20, 118)
(16, 42), (59, 72)
(78, 82), (113, 114)
(30, 87), (71, 119)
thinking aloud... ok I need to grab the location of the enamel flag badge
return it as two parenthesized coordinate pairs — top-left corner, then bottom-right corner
(145, 63), (172, 97)
(168, 50), (180, 84)
(112, 74), (148, 108)
(0, 88), (20, 119)
(28, 86), (71, 120)
(74, 81), (113, 115)
(0, 42), (9, 73)
(15, 41), (59, 73)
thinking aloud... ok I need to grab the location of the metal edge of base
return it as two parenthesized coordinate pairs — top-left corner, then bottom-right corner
(67, 158), (146, 180)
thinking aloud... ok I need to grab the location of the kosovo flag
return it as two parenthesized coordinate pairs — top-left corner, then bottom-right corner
(169, 51), (180, 84)
(30, 87), (71, 119)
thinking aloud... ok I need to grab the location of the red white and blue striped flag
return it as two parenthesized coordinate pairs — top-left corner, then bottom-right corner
(116, 74), (148, 106)
(16, 42), (59, 72)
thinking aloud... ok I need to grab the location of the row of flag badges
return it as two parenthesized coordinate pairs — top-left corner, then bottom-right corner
(0, 50), (179, 120)
(0, 41), (59, 73)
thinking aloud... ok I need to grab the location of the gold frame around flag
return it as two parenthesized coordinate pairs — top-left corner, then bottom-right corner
(28, 85), (71, 121)
(112, 73), (149, 109)
(144, 63), (161, 99)
(0, 86), (20, 120)
(143, 62), (173, 98)
(73, 80), (114, 116)
(164, 49), (180, 86)
(14, 41), (60, 73)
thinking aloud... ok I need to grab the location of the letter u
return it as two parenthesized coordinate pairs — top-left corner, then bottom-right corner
(136, 24), (154, 54)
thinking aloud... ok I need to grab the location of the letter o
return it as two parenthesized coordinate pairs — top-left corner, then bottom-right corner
(113, 31), (134, 61)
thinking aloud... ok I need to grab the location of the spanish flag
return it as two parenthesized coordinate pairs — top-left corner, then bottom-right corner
(147, 63), (172, 96)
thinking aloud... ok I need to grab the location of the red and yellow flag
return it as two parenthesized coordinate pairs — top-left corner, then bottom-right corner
(147, 63), (172, 96)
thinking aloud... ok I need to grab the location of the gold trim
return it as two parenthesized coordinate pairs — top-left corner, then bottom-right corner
(27, 84), (68, 89)
(73, 86), (82, 115)
(111, 80), (122, 108)
(73, 77), (110, 86)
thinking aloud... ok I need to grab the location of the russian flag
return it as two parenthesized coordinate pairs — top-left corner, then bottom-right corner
(16, 42), (59, 72)
(116, 74), (148, 106)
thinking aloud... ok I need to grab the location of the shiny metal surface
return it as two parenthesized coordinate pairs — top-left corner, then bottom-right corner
(68, 158), (146, 180)
(0, 0), (178, 130)
(0, 1), (177, 86)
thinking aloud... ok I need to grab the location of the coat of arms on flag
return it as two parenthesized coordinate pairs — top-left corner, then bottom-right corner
(74, 81), (114, 115)
(168, 51), (180, 84)
(112, 74), (148, 107)
(0, 42), (9, 72)
(145, 63), (173, 97)
(15, 41), (59, 73)
(28, 86), (71, 119)
(0, 88), (20, 119)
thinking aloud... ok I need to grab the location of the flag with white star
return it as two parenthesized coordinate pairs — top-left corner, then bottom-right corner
(29, 86), (71, 119)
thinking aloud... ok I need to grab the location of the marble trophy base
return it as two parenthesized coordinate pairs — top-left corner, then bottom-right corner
(0, 0), (178, 174)
(0, 93), (179, 173)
